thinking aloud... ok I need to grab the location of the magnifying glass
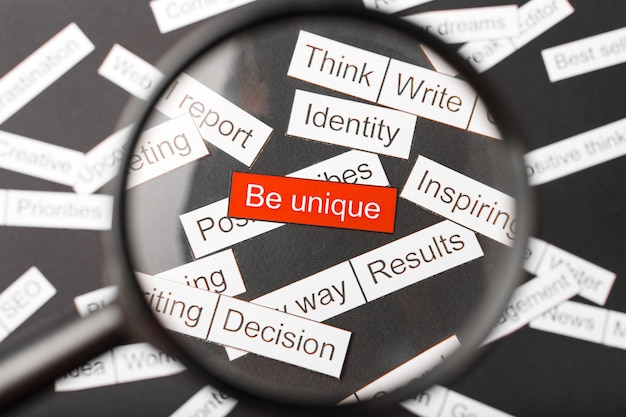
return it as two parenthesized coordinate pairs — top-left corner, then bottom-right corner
(0, 1), (532, 415)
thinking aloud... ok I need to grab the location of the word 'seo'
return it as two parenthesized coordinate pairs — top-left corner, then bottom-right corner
(401, 155), (516, 246)
(155, 72), (273, 167)
(136, 272), (351, 378)
(228, 172), (397, 233)
(0, 267), (56, 343)
(288, 31), (478, 129)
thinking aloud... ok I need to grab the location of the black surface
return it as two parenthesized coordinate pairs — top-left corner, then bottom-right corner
(1, 0), (625, 416)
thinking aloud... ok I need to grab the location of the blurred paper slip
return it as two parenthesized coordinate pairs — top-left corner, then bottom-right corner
(1, 189), (113, 230)
(481, 265), (579, 345)
(524, 117), (626, 186)
(404, 6), (520, 44)
(542, 26), (626, 82)
(55, 343), (185, 391)
(0, 23), (94, 124)
(150, 0), (255, 33)
(524, 237), (616, 305)
(0, 267), (56, 343)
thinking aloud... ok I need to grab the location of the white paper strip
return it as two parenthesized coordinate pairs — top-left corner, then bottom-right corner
(0, 23), (94, 124)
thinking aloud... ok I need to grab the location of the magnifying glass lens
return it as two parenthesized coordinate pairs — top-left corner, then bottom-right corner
(121, 10), (527, 408)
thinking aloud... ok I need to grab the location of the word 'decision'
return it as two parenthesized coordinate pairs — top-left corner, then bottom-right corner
(136, 272), (350, 378)
(228, 172), (397, 233)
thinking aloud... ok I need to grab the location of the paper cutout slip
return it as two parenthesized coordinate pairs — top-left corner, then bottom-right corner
(228, 172), (397, 233)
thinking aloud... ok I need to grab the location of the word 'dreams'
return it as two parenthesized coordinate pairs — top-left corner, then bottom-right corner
(228, 172), (397, 233)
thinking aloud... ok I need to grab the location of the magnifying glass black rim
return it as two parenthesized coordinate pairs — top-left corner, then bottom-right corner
(110, 1), (533, 415)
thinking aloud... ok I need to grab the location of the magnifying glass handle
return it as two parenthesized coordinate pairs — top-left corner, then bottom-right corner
(0, 304), (125, 410)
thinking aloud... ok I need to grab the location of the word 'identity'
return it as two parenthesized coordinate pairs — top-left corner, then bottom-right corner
(287, 90), (416, 159)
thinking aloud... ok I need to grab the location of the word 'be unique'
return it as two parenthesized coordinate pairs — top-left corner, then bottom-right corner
(228, 172), (397, 233)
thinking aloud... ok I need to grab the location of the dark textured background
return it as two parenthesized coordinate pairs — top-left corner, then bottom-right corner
(1, 0), (625, 416)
